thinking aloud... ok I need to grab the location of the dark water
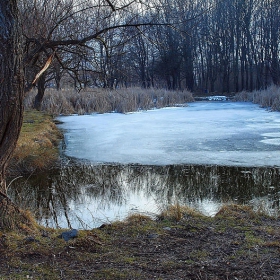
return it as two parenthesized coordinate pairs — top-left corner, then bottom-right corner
(8, 162), (280, 229)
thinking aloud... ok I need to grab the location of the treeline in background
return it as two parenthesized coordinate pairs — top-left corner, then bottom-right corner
(21, 0), (280, 113)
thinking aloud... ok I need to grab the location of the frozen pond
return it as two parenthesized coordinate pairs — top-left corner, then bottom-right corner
(58, 102), (280, 166)
(9, 101), (280, 229)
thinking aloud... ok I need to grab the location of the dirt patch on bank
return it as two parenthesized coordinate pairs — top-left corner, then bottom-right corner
(0, 205), (279, 279)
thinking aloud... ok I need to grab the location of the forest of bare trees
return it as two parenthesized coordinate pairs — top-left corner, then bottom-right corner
(19, 0), (280, 96)
(131, 0), (280, 93)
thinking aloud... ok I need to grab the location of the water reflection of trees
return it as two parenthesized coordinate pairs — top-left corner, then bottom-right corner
(8, 164), (280, 228)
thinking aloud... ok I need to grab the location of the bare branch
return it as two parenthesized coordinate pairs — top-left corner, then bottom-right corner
(32, 52), (55, 85)
(105, 0), (116, 11)
(43, 22), (171, 48)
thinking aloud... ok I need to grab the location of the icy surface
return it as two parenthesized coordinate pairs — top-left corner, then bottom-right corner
(58, 102), (280, 167)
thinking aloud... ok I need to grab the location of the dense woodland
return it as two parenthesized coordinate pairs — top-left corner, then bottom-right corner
(20, 0), (280, 99)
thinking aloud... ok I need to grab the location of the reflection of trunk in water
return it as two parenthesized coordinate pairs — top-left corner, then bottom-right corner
(7, 163), (280, 228)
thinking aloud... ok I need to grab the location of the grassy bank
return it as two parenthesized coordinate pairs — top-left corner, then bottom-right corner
(8, 110), (62, 175)
(0, 205), (279, 279)
(235, 85), (280, 111)
(24, 87), (194, 115)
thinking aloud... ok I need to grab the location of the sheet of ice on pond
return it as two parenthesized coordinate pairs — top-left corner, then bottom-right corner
(57, 102), (280, 167)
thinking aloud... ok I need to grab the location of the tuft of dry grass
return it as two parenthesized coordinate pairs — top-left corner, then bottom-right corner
(124, 213), (153, 224)
(24, 87), (194, 115)
(215, 204), (260, 220)
(158, 203), (203, 222)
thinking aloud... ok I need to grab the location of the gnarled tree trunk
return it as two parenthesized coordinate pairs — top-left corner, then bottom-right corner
(0, 0), (32, 230)
(34, 73), (46, 110)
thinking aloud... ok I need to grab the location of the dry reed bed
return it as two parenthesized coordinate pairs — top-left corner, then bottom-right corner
(24, 87), (194, 115)
(235, 85), (280, 111)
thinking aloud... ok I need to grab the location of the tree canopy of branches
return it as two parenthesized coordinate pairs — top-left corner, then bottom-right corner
(20, 0), (169, 108)
(20, 0), (280, 98)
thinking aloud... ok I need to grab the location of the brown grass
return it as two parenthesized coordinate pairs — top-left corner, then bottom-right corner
(215, 204), (259, 219)
(158, 203), (203, 221)
(235, 85), (280, 110)
(24, 87), (194, 115)
(124, 213), (153, 224)
(8, 110), (62, 175)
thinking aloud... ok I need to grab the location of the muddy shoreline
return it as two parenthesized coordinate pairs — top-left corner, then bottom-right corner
(1, 205), (280, 279)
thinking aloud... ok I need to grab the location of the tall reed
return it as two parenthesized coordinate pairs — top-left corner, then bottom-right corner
(235, 85), (280, 111)
(24, 87), (194, 115)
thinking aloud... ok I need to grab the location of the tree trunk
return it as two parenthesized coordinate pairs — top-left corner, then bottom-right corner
(0, 0), (33, 230)
(34, 73), (46, 110)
